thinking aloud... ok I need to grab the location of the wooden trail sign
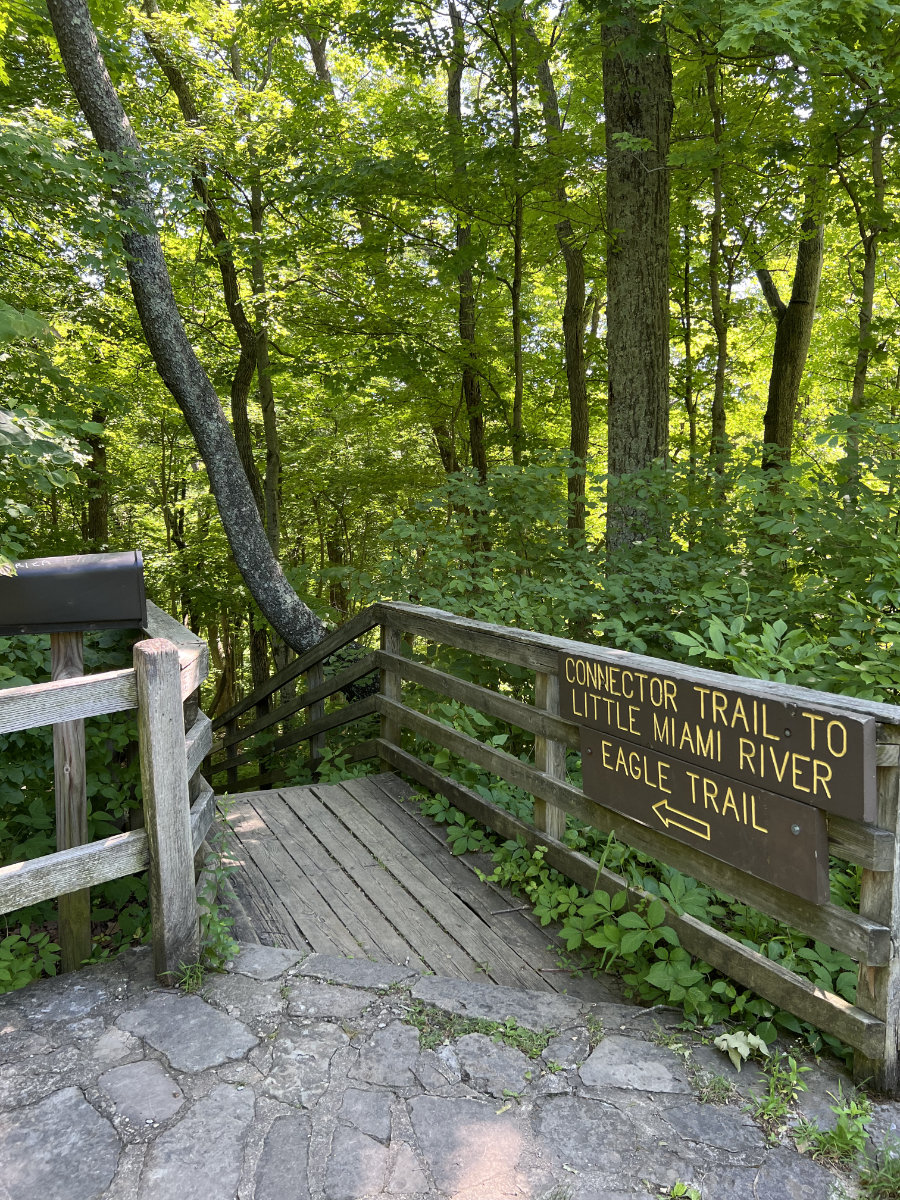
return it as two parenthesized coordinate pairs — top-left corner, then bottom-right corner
(580, 728), (830, 903)
(560, 651), (878, 902)
(560, 653), (876, 822)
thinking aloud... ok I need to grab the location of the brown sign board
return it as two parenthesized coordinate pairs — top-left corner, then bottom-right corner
(560, 652), (877, 823)
(581, 728), (830, 903)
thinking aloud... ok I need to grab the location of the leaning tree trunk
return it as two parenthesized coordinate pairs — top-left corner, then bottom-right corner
(603, 7), (673, 550)
(46, 0), (326, 652)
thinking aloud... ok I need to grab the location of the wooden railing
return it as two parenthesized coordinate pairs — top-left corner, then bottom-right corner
(0, 601), (214, 981)
(209, 600), (900, 1092)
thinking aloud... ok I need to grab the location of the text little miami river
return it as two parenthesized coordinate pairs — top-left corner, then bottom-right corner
(560, 652), (877, 902)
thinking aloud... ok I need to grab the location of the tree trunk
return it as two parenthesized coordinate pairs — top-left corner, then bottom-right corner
(679, 233), (697, 470)
(432, 421), (460, 475)
(531, 46), (589, 538)
(758, 213), (825, 469)
(842, 124), (884, 494)
(84, 407), (108, 548)
(448, 3), (488, 483)
(509, 18), (525, 467)
(706, 62), (728, 472)
(250, 179), (282, 555)
(47, 0), (326, 652)
(603, 6), (673, 549)
(141, 2), (266, 516)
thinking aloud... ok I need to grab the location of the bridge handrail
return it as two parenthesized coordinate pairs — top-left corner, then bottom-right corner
(207, 600), (900, 1093)
(0, 600), (213, 981)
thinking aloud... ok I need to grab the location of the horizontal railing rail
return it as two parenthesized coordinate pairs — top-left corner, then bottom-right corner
(0, 600), (213, 981)
(209, 599), (900, 1092)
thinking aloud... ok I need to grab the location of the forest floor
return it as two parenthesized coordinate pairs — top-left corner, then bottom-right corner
(0, 943), (892, 1199)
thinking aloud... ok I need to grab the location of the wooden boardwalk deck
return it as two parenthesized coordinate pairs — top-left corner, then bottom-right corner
(223, 771), (623, 1001)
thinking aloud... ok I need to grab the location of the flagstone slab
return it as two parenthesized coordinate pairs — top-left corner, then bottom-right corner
(117, 992), (258, 1071)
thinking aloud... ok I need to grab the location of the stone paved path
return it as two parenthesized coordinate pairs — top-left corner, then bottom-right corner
(2, 944), (897, 1199)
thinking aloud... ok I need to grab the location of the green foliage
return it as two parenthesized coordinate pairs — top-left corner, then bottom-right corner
(713, 1030), (770, 1071)
(0, 925), (59, 991)
(858, 1137), (900, 1199)
(403, 999), (555, 1057)
(197, 810), (240, 972)
(418, 780), (856, 1058)
(753, 1052), (810, 1125)
(794, 1085), (872, 1164)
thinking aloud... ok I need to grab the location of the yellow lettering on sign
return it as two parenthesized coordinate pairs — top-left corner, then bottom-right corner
(812, 759), (832, 798)
(827, 720), (847, 757)
(791, 753), (811, 794)
(751, 794), (768, 833)
(731, 697), (749, 732)
(721, 786), (740, 821)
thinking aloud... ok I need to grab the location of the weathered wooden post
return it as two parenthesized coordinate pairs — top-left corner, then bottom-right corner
(379, 623), (402, 757)
(534, 670), (567, 841)
(306, 661), (326, 775)
(855, 723), (900, 1091)
(134, 638), (199, 981)
(0, 551), (147, 971)
(50, 631), (92, 971)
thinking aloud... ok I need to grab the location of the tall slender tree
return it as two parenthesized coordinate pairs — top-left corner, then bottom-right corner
(45, 0), (326, 651)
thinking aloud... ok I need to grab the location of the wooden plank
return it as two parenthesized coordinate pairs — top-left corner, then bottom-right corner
(349, 739), (379, 764)
(220, 653), (378, 749)
(0, 829), (150, 916)
(381, 602), (900, 725)
(213, 606), (381, 730)
(0, 668), (136, 735)
(373, 732), (889, 966)
(258, 789), (424, 966)
(134, 638), (199, 981)
(177, 644), (209, 701)
(333, 776), (555, 988)
(185, 712), (213, 779)
(534, 670), (566, 841)
(345, 775), (562, 992)
(0, 776), (213, 919)
(855, 725), (900, 1090)
(380, 626), (402, 749)
(228, 795), (355, 955)
(306, 663), (326, 775)
(190, 777), (216, 852)
(828, 814), (894, 872)
(144, 600), (205, 648)
(212, 695), (377, 775)
(376, 740), (884, 1057)
(376, 650), (580, 745)
(223, 806), (313, 951)
(224, 766), (287, 793)
(307, 779), (540, 982)
(279, 786), (437, 972)
(51, 631), (91, 973)
(236, 792), (387, 958)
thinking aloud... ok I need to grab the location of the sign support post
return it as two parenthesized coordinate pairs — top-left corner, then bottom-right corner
(51, 630), (92, 971)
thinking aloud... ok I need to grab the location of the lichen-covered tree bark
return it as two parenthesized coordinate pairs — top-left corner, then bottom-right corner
(603, 7), (673, 549)
(46, 0), (326, 652)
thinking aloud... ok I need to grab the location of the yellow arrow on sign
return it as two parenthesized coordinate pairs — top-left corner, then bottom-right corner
(651, 798), (711, 841)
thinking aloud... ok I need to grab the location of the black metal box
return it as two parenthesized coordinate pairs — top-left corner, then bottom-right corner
(0, 551), (147, 635)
